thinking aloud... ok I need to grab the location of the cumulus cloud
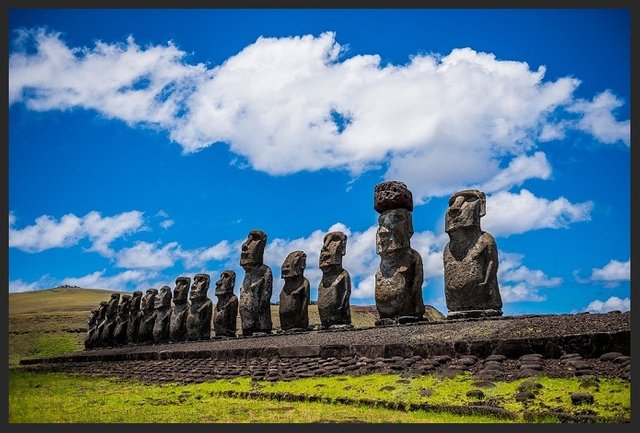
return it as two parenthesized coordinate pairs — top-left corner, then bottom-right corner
(575, 258), (630, 288)
(483, 189), (593, 237)
(569, 91), (630, 146)
(61, 269), (161, 291)
(8, 278), (41, 293)
(584, 296), (630, 313)
(477, 152), (552, 193)
(9, 30), (629, 202)
(9, 210), (144, 255)
(498, 252), (562, 302)
(160, 219), (175, 229)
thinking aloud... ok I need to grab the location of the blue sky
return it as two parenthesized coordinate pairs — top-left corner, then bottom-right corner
(8, 9), (630, 316)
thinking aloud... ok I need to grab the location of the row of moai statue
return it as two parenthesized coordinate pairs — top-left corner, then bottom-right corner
(85, 180), (503, 349)
(84, 229), (352, 348)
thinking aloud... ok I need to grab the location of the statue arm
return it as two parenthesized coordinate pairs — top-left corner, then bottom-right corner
(261, 268), (273, 306)
(337, 271), (351, 311)
(480, 233), (499, 287)
(413, 250), (424, 297)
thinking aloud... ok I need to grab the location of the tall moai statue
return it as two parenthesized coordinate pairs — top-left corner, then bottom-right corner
(317, 231), (352, 329)
(279, 251), (311, 331)
(99, 293), (120, 347)
(126, 291), (143, 344)
(374, 180), (426, 325)
(88, 301), (109, 348)
(239, 230), (273, 336)
(113, 294), (132, 346)
(84, 307), (101, 349)
(169, 276), (190, 342)
(443, 189), (502, 319)
(138, 288), (158, 343)
(186, 273), (213, 340)
(153, 285), (172, 343)
(213, 270), (239, 337)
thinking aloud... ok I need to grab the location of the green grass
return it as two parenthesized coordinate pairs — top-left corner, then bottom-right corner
(9, 372), (508, 423)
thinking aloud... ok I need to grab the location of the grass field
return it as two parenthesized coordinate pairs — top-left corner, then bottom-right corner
(8, 288), (631, 423)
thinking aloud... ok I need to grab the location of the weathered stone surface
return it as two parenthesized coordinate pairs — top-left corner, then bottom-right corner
(99, 293), (120, 347)
(214, 270), (238, 337)
(443, 189), (502, 319)
(186, 274), (213, 341)
(375, 207), (425, 320)
(374, 180), (413, 213)
(113, 294), (131, 346)
(570, 392), (594, 405)
(169, 277), (190, 342)
(126, 291), (143, 344)
(84, 307), (101, 349)
(138, 289), (158, 343)
(239, 230), (273, 335)
(515, 391), (536, 402)
(599, 351), (624, 362)
(317, 231), (352, 329)
(279, 251), (310, 331)
(153, 285), (172, 343)
(279, 345), (321, 358)
(466, 389), (485, 399)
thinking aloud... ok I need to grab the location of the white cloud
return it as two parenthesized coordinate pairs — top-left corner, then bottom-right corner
(9, 210), (144, 254)
(160, 219), (175, 229)
(477, 152), (552, 193)
(8, 279), (41, 293)
(575, 258), (630, 288)
(498, 252), (562, 302)
(584, 296), (630, 313)
(115, 241), (179, 270)
(482, 189), (593, 237)
(176, 240), (232, 269)
(61, 269), (160, 291)
(10, 30), (629, 202)
(569, 91), (630, 146)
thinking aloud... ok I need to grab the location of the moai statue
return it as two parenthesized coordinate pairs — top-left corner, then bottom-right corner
(317, 231), (352, 329)
(443, 189), (502, 319)
(279, 251), (311, 331)
(169, 276), (190, 342)
(213, 270), (239, 337)
(84, 308), (101, 349)
(152, 285), (172, 343)
(239, 230), (273, 336)
(126, 291), (143, 344)
(99, 293), (120, 347)
(374, 181), (425, 325)
(89, 301), (109, 348)
(113, 294), (132, 346)
(186, 273), (213, 340)
(138, 288), (158, 343)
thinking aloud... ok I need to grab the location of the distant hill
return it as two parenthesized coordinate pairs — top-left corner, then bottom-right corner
(9, 287), (129, 315)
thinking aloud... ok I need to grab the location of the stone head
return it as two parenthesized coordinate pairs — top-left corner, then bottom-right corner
(376, 208), (413, 254)
(173, 276), (191, 304)
(319, 231), (347, 269)
(89, 309), (100, 326)
(117, 295), (131, 317)
(141, 288), (158, 312)
(445, 189), (486, 233)
(215, 270), (236, 296)
(189, 273), (211, 301)
(240, 230), (267, 268)
(98, 301), (109, 320)
(281, 250), (306, 279)
(106, 293), (120, 318)
(155, 285), (172, 309)
(130, 291), (143, 311)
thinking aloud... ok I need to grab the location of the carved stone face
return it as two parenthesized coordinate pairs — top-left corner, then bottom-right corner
(215, 270), (236, 296)
(190, 273), (210, 301)
(155, 286), (172, 309)
(240, 230), (267, 268)
(141, 289), (158, 312)
(130, 291), (142, 311)
(98, 301), (109, 320)
(376, 208), (413, 254)
(173, 277), (190, 303)
(281, 250), (306, 279)
(445, 189), (486, 233)
(117, 295), (131, 317)
(106, 293), (120, 318)
(320, 231), (347, 269)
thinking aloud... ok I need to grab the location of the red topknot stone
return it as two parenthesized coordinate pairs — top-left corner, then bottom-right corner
(374, 180), (413, 213)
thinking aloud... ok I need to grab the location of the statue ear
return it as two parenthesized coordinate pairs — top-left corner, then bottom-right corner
(479, 191), (487, 217)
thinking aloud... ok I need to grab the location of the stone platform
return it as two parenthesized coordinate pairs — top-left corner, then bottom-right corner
(20, 312), (630, 365)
